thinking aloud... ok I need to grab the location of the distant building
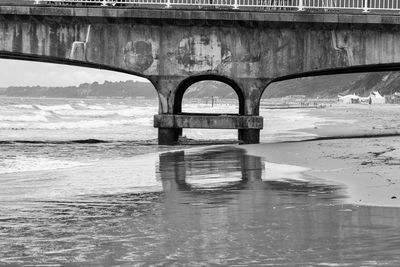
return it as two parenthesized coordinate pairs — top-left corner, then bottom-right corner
(338, 94), (360, 104)
(284, 95), (306, 99)
(368, 91), (385, 104)
(385, 92), (400, 104)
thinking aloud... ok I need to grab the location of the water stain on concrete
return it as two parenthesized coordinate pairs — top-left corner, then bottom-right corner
(176, 33), (227, 72)
(123, 40), (154, 72)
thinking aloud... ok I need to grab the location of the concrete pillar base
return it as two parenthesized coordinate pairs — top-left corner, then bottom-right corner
(158, 128), (182, 145)
(238, 129), (260, 144)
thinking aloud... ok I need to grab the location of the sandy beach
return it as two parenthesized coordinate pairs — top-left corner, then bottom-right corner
(245, 104), (400, 207)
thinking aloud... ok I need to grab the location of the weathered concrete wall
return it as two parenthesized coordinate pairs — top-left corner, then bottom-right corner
(154, 114), (263, 129)
(2, 6), (400, 117)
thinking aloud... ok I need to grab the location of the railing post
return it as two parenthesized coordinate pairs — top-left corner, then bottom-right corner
(166, 0), (171, 8)
(298, 0), (304, 11)
(363, 0), (369, 12)
(101, 0), (107, 6)
(233, 0), (239, 9)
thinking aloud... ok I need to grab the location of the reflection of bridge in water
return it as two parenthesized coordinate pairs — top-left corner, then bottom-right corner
(151, 147), (400, 266)
(157, 147), (264, 192)
(157, 146), (344, 196)
(3, 4), (400, 144)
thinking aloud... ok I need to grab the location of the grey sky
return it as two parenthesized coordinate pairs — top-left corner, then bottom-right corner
(0, 59), (148, 87)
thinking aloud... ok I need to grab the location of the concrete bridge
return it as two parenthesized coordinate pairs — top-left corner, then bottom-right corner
(2, 5), (400, 144)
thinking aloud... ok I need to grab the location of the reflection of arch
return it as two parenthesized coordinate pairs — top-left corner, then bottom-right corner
(174, 74), (245, 115)
(260, 63), (400, 98)
(158, 147), (263, 192)
(0, 51), (157, 93)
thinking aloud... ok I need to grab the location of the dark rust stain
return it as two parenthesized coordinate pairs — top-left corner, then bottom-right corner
(123, 40), (154, 72)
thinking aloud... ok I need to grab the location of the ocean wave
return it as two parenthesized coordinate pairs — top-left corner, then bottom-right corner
(34, 104), (75, 111)
(50, 108), (154, 118)
(50, 109), (120, 118)
(130, 117), (154, 126)
(76, 103), (106, 110)
(0, 114), (48, 122)
(48, 119), (138, 129)
(0, 139), (109, 144)
(13, 104), (35, 109)
(0, 156), (88, 174)
(0, 118), (147, 130)
(0, 139), (158, 145)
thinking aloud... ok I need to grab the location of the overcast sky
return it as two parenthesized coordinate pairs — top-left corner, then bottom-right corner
(0, 59), (148, 87)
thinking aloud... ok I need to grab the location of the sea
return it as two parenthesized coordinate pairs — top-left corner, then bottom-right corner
(0, 97), (324, 175)
(1, 97), (400, 266)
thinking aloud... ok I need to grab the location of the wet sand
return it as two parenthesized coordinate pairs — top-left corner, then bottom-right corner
(245, 104), (400, 207)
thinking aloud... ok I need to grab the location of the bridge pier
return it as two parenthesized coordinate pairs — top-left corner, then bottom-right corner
(238, 129), (260, 144)
(158, 127), (260, 145)
(158, 128), (182, 145)
(154, 114), (263, 145)
(236, 78), (268, 145)
(151, 76), (266, 145)
(158, 128), (261, 145)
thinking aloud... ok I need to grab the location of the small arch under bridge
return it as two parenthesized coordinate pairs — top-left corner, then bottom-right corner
(2, 5), (400, 144)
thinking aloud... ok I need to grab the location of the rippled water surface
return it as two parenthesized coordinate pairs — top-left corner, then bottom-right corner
(1, 147), (400, 266)
(1, 98), (400, 266)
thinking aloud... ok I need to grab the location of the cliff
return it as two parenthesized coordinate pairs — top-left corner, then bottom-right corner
(1, 72), (399, 99)
(0, 80), (157, 98)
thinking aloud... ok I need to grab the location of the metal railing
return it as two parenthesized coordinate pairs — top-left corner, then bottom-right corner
(33, 0), (400, 12)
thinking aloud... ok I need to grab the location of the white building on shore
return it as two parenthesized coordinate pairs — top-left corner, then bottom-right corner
(339, 91), (385, 104)
(338, 94), (360, 104)
(367, 91), (385, 104)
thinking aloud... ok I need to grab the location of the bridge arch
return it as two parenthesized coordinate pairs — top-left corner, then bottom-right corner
(259, 63), (400, 143)
(0, 54), (161, 140)
(174, 74), (245, 115)
(0, 51), (159, 101)
(260, 63), (400, 99)
(0, 51), (152, 83)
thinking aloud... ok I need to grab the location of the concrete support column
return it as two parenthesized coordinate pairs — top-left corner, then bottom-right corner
(236, 78), (269, 144)
(149, 76), (185, 145)
(238, 129), (260, 144)
(158, 128), (182, 145)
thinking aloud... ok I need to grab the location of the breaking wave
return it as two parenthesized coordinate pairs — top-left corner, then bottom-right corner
(12, 104), (35, 109)
(0, 114), (49, 122)
(0, 118), (147, 130)
(0, 100), (157, 132)
(34, 104), (75, 111)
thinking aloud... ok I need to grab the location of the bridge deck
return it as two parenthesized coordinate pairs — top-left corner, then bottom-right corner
(0, 5), (399, 26)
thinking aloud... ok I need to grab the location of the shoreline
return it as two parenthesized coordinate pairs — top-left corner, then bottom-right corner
(244, 104), (400, 207)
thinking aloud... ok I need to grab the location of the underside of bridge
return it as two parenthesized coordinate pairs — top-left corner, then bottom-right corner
(2, 5), (400, 144)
